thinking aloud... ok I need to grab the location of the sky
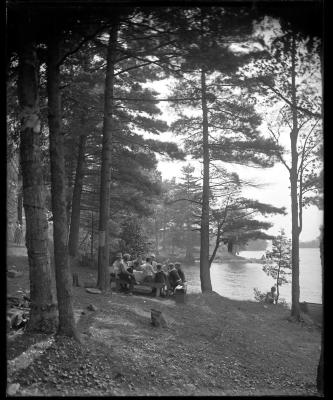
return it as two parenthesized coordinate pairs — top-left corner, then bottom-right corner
(157, 155), (323, 242)
(149, 80), (323, 242)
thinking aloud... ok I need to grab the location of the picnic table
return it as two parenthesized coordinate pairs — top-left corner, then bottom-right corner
(110, 270), (187, 298)
(110, 274), (165, 297)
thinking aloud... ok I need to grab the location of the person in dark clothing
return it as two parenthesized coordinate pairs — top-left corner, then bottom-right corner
(154, 264), (166, 283)
(175, 262), (186, 283)
(168, 263), (182, 293)
(154, 263), (167, 296)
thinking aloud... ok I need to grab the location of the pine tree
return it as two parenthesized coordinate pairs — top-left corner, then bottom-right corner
(169, 7), (281, 291)
(211, 195), (286, 266)
(16, 20), (58, 333)
(46, 21), (78, 338)
(241, 23), (322, 319)
(263, 229), (292, 303)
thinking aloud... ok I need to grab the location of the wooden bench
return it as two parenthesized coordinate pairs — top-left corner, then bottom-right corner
(110, 275), (165, 297)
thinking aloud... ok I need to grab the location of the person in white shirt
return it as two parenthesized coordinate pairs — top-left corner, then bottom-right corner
(118, 253), (136, 294)
(150, 253), (157, 269)
(142, 257), (155, 283)
(109, 252), (124, 290)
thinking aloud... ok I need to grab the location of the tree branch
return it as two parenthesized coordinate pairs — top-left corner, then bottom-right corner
(57, 26), (108, 67)
(263, 82), (322, 119)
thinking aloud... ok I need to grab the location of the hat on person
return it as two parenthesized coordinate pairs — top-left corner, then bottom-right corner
(150, 253), (156, 258)
(116, 252), (122, 258)
(123, 253), (131, 260)
(175, 262), (181, 267)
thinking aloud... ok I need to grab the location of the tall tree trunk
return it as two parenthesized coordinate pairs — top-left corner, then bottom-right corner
(276, 264), (281, 303)
(199, 68), (212, 292)
(316, 41), (324, 396)
(97, 22), (119, 291)
(154, 212), (159, 255)
(162, 212), (167, 250)
(47, 29), (78, 338)
(316, 228), (323, 393)
(68, 131), (87, 258)
(91, 211), (94, 262)
(290, 33), (301, 320)
(17, 32), (58, 333)
(17, 171), (23, 225)
(209, 224), (222, 268)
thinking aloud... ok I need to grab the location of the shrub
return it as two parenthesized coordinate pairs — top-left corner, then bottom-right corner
(253, 288), (267, 303)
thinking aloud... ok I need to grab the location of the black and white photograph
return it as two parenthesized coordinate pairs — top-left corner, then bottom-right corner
(6, 0), (323, 396)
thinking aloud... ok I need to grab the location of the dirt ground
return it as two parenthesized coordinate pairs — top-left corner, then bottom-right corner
(7, 243), (322, 396)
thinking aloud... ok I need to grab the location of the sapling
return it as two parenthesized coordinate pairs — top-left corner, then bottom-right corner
(263, 229), (292, 303)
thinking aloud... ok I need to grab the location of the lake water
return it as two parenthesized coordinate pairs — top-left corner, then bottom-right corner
(181, 248), (322, 305)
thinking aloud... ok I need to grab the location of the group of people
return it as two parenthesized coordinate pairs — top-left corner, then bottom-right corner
(109, 252), (186, 296)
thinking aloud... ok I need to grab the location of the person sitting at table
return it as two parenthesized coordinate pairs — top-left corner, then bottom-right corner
(154, 263), (167, 296)
(118, 254), (136, 295)
(167, 263), (182, 293)
(175, 262), (186, 283)
(123, 253), (133, 273)
(150, 253), (158, 268)
(133, 254), (144, 271)
(142, 257), (155, 283)
(110, 252), (123, 289)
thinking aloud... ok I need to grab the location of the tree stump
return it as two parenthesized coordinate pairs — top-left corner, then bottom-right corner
(72, 273), (80, 287)
(151, 309), (167, 328)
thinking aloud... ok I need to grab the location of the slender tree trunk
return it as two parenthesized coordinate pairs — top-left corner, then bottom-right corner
(316, 228), (323, 393)
(47, 29), (78, 338)
(276, 265), (281, 303)
(290, 33), (301, 320)
(199, 68), (212, 292)
(316, 42), (324, 396)
(97, 22), (119, 291)
(162, 212), (167, 250)
(68, 130), (87, 258)
(209, 225), (222, 268)
(17, 32), (58, 333)
(154, 213), (159, 255)
(91, 211), (94, 262)
(17, 171), (23, 225)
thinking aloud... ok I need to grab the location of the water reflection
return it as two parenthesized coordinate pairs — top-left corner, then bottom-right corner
(180, 248), (322, 304)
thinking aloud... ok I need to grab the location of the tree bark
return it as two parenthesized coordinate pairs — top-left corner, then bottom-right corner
(97, 22), (119, 291)
(154, 213), (160, 255)
(199, 68), (212, 292)
(290, 33), (301, 320)
(209, 225), (222, 268)
(68, 130), (87, 258)
(17, 171), (23, 225)
(276, 262), (281, 303)
(91, 211), (94, 262)
(17, 32), (58, 333)
(47, 28), (78, 338)
(316, 228), (323, 393)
